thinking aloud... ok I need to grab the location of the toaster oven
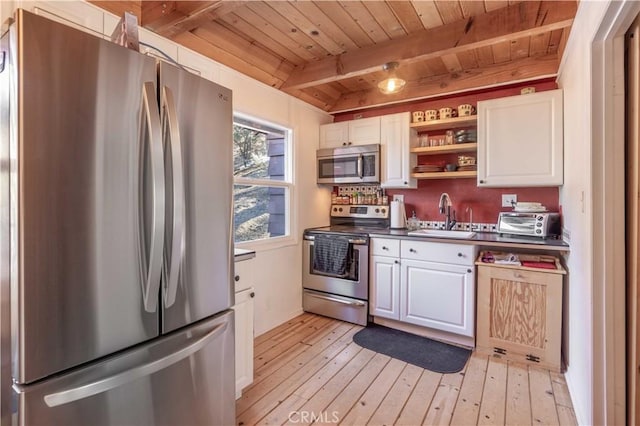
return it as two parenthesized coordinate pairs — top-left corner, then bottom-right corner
(497, 212), (561, 238)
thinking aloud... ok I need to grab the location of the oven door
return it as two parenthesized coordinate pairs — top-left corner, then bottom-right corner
(302, 237), (368, 300)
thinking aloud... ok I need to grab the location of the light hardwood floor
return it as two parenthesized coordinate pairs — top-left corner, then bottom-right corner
(236, 313), (577, 426)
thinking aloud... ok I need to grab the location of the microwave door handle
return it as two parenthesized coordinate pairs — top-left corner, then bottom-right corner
(357, 154), (363, 178)
(161, 86), (185, 309)
(138, 82), (165, 313)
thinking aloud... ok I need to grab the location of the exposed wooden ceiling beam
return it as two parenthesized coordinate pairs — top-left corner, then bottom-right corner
(142, 1), (245, 39)
(172, 31), (285, 88)
(327, 53), (560, 113)
(282, 1), (576, 90)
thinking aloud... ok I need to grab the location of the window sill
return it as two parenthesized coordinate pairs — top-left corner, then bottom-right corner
(234, 234), (298, 253)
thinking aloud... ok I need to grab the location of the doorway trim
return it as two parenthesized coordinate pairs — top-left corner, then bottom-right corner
(591, 1), (640, 424)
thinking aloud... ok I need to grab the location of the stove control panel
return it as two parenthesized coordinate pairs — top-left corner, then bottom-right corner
(330, 204), (389, 219)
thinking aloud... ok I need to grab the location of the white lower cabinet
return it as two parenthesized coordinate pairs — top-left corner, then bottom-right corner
(233, 287), (254, 399)
(400, 259), (475, 336)
(233, 256), (255, 399)
(370, 238), (477, 339)
(370, 255), (400, 319)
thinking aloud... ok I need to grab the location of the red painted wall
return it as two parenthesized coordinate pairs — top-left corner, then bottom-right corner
(386, 181), (559, 224)
(334, 79), (561, 224)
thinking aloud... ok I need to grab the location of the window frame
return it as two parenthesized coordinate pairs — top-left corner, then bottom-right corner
(232, 113), (296, 249)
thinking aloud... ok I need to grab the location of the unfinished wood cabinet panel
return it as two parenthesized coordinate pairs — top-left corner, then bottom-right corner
(476, 260), (566, 371)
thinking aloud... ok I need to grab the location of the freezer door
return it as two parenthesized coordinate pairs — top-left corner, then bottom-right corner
(7, 11), (161, 384)
(159, 62), (234, 333)
(12, 310), (235, 426)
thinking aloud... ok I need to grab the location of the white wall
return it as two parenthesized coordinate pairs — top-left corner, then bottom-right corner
(558, 1), (640, 424)
(222, 66), (332, 334)
(556, 1), (601, 420)
(6, 0), (333, 336)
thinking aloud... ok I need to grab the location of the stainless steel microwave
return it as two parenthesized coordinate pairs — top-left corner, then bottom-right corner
(497, 212), (561, 238)
(316, 144), (380, 184)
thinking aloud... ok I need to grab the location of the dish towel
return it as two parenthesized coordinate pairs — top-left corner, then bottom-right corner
(312, 234), (351, 277)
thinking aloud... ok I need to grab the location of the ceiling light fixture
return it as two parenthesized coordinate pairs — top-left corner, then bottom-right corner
(377, 62), (406, 95)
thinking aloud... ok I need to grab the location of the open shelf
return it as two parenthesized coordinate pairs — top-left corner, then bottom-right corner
(411, 142), (477, 155)
(411, 170), (477, 180)
(410, 115), (477, 132)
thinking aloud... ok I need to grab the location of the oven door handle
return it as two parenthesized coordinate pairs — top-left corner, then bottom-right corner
(307, 292), (366, 307)
(304, 236), (368, 245)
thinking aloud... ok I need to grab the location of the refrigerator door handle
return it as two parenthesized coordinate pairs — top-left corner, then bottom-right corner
(138, 82), (165, 313)
(41, 321), (228, 408)
(161, 86), (185, 308)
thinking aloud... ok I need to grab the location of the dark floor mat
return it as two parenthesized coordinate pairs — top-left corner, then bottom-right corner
(353, 324), (471, 373)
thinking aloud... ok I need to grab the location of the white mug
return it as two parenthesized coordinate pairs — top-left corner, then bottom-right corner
(439, 107), (453, 119)
(425, 110), (438, 121)
(412, 111), (425, 122)
(457, 104), (475, 116)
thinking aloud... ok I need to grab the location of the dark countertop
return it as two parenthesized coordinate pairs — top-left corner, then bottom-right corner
(234, 248), (256, 262)
(366, 229), (570, 252)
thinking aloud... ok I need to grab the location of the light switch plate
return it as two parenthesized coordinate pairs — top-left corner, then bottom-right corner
(502, 194), (517, 207)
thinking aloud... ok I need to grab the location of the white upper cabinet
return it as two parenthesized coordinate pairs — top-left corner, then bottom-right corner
(21, 0), (104, 36)
(178, 47), (221, 83)
(348, 116), (381, 145)
(319, 122), (349, 148)
(477, 89), (563, 187)
(319, 116), (381, 148)
(380, 112), (417, 188)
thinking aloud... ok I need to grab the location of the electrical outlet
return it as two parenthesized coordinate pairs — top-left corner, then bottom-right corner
(393, 194), (404, 202)
(501, 194), (517, 207)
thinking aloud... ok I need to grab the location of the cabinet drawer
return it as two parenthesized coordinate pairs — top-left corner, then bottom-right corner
(234, 258), (254, 293)
(371, 238), (400, 257)
(401, 240), (475, 265)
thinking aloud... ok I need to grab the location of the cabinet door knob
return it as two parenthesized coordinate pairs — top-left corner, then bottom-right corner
(234, 275), (240, 282)
(467, 268), (472, 273)
(394, 260), (399, 264)
(342, 142), (347, 146)
(250, 292), (255, 298)
(458, 252), (463, 257)
(479, 179), (485, 184)
(409, 248), (416, 253)
(382, 246), (388, 250)
(404, 181), (408, 185)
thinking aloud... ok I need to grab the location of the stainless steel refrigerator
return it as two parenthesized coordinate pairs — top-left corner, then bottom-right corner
(0, 10), (235, 425)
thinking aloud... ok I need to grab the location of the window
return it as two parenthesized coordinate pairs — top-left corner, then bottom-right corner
(233, 115), (292, 244)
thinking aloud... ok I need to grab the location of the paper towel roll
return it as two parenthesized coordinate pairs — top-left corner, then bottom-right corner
(390, 200), (406, 229)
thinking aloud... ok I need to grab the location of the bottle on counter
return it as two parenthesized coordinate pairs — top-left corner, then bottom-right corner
(407, 211), (420, 231)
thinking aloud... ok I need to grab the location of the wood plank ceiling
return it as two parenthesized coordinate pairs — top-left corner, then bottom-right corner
(90, 1), (577, 113)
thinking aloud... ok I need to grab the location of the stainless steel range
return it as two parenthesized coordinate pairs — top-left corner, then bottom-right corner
(302, 205), (389, 325)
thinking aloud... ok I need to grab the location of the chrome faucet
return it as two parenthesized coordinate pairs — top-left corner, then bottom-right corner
(438, 193), (456, 230)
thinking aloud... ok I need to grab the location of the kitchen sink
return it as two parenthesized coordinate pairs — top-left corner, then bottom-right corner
(407, 229), (476, 239)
